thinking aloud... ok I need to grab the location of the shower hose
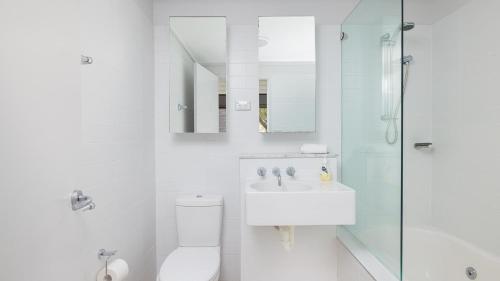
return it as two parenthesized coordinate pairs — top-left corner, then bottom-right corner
(385, 61), (410, 145)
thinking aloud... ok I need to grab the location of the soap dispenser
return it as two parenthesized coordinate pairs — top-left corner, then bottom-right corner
(320, 157), (332, 182)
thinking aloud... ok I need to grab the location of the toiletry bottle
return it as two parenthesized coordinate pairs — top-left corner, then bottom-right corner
(320, 157), (332, 182)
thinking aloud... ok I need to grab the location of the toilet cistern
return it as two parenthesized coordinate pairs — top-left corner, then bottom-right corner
(272, 167), (282, 187)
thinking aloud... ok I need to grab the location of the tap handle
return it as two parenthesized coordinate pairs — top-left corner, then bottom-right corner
(272, 167), (281, 177)
(71, 190), (96, 211)
(286, 167), (296, 177)
(257, 167), (266, 177)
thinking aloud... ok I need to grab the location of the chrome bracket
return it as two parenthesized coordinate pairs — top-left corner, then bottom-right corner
(81, 55), (93, 65)
(414, 142), (433, 150)
(98, 249), (117, 261)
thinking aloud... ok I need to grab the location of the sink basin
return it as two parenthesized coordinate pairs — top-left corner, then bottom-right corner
(250, 182), (312, 192)
(245, 180), (355, 226)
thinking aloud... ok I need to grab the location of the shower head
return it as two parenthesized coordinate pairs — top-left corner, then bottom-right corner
(402, 55), (414, 64)
(402, 22), (415, 31)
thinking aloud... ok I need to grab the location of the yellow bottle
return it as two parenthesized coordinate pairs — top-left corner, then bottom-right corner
(320, 171), (331, 182)
(320, 157), (333, 182)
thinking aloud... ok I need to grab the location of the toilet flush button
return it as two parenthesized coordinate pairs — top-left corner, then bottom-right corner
(196, 195), (203, 198)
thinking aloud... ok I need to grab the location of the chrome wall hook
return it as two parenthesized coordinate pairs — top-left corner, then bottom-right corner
(177, 104), (188, 111)
(81, 55), (93, 64)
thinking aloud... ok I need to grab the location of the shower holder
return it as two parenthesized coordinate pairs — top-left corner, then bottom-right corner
(414, 142), (433, 150)
(81, 55), (93, 65)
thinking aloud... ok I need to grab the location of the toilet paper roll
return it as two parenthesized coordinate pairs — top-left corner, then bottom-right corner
(97, 259), (129, 281)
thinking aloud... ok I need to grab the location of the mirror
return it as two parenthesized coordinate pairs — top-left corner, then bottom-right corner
(169, 17), (227, 133)
(258, 16), (316, 133)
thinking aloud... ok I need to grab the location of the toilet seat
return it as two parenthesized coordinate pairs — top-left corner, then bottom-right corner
(159, 247), (220, 281)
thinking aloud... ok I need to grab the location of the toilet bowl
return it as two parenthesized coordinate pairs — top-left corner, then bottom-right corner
(159, 246), (220, 281)
(158, 195), (223, 281)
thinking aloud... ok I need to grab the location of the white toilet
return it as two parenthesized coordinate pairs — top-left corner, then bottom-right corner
(158, 195), (223, 281)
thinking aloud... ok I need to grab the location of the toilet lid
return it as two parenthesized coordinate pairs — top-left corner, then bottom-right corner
(159, 247), (220, 281)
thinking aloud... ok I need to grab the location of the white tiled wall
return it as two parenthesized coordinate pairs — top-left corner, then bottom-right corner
(430, 0), (500, 257)
(402, 24), (433, 227)
(154, 3), (343, 279)
(0, 0), (156, 280)
(79, 0), (156, 279)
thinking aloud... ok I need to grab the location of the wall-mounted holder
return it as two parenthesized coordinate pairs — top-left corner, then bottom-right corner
(71, 190), (96, 211)
(414, 142), (433, 150)
(98, 249), (117, 261)
(98, 249), (117, 281)
(81, 55), (93, 65)
(177, 104), (188, 111)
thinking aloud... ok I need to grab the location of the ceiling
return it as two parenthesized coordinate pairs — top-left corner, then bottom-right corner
(258, 17), (316, 62)
(155, 0), (359, 25)
(170, 17), (227, 64)
(405, 0), (471, 24)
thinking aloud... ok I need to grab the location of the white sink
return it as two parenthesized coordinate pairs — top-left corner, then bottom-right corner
(245, 180), (355, 226)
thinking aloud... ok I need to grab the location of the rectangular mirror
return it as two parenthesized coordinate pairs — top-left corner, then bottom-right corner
(169, 17), (227, 133)
(258, 16), (316, 133)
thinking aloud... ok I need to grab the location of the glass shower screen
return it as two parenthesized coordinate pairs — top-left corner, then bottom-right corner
(340, 0), (403, 278)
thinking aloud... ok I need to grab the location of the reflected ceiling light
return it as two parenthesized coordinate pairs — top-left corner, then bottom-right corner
(258, 36), (269, 47)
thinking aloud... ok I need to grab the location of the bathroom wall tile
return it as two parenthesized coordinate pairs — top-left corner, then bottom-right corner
(221, 218), (241, 255)
(229, 63), (246, 76)
(155, 22), (342, 281)
(220, 253), (241, 281)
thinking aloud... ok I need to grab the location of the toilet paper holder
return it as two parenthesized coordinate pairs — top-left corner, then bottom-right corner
(98, 249), (117, 261)
(98, 249), (117, 280)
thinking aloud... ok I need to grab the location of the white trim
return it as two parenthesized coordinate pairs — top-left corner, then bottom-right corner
(337, 227), (399, 281)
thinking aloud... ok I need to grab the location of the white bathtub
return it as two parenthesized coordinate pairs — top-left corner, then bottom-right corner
(338, 227), (500, 281)
(403, 227), (500, 281)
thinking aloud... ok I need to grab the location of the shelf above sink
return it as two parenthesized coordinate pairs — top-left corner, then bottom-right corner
(245, 180), (356, 226)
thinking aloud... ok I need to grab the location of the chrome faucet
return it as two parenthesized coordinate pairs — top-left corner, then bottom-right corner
(272, 167), (282, 187)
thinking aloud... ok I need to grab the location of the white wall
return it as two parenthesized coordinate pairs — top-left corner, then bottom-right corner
(170, 33), (195, 132)
(154, 2), (344, 279)
(402, 24), (433, 227)
(0, 0), (81, 279)
(431, 0), (500, 257)
(194, 63), (220, 133)
(0, 0), (156, 280)
(260, 63), (316, 132)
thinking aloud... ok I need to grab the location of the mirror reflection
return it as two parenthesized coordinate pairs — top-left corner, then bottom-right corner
(258, 16), (316, 133)
(169, 17), (227, 133)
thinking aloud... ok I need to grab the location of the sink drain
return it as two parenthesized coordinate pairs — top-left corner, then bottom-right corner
(466, 267), (477, 280)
